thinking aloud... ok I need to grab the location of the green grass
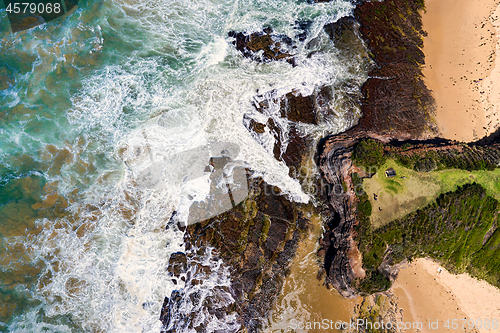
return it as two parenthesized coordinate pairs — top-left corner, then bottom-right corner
(351, 139), (500, 294)
(369, 183), (500, 288)
(363, 159), (500, 228)
(435, 168), (500, 199)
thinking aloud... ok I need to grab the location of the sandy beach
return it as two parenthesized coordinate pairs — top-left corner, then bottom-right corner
(422, 0), (500, 141)
(392, 258), (500, 333)
(389, 3), (500, 330)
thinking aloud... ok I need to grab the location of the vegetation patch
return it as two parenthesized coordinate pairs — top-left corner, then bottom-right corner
(356, 183), (500, 293)
(351, 139), (500, 294)
(394, 145), (497, 172)
(352, 172), (373, 254)
(352, 139), (387, 169)
(364, 159), (500, 228)
(260, 215), (271, 245)
(352, 139), (500, 228)
(375, 183), (499, 287)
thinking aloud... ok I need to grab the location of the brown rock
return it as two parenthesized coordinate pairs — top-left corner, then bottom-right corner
(167, 252), (188, 278)
(228, 29), (295, 64)
(354, 0), (436, 137)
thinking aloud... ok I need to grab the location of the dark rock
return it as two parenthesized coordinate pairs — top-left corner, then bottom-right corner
(160, 174), (313, 333)
(317, 132), (370, 297)
(243, 89), (323, 176)
(354, 0), (437, 137)
(266, 117), (284, 161)
(281, 91), (317, 125)
(228, 28), (296, 64)
(324, 16), (357, 44)
(181, 177), (311, 332)
(283, 125), (311, 175)
(245, 117), (266, 134)
(191, 279), (202, 286)
(294, 20), (313, 42)
(159, 291), (183, 332)
(167, 252), (188, 278)
(160, 249), (241, 333)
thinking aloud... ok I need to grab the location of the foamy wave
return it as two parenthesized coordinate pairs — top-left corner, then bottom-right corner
(7, 184), (183, 332)
(2, 0), (369, 330)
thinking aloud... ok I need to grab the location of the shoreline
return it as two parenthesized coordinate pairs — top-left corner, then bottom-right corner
(319, 0), (500, 330)
(422, 0), (500, 142)
(393, 258), (500, 333)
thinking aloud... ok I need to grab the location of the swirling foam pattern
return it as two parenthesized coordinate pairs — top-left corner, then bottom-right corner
(0, 0), (367, 331)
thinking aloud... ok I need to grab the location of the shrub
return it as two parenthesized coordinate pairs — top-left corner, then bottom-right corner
(358, 270), (391, 294)
(358, 197), (372, 217)
(353, 139), (387, 169)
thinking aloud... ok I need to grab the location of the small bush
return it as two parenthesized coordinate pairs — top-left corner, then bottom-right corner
(353, 139), (387, 169)
(358, 270), (391, 294)
(358, 197), (372, 217)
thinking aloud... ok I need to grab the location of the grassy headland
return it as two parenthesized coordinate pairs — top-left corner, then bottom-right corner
(365, 159), (500, 228)
(352, 139), (500, 294)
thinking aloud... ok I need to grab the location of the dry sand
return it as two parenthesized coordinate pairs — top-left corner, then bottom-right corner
(422, 0), (500, 142)
(391, 4), (500, 329)
(392, 258), (500, 333)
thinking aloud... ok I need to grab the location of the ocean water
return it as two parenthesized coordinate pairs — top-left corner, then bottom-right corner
(0, 0), (369, 331)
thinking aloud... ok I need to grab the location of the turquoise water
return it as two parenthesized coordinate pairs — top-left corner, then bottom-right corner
(0, 0), (367, 331)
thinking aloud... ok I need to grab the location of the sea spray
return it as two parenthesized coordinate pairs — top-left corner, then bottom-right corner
(0, 0), (370, 330)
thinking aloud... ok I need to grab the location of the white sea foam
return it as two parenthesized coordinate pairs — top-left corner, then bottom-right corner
(2, 0), (369, 331)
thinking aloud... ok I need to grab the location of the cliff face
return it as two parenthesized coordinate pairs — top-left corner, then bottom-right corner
(316, 131), (393, 297)
(316, 133), (362, 297)
(318, 131), (500, 296)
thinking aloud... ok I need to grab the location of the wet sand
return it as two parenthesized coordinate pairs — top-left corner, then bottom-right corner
(393, 258), (500, 333)
(422, 0), (500, 142)
(266, 208), (362, 332)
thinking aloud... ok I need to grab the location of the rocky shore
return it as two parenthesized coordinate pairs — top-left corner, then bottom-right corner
(160, 0), (500, 331)
(316, 0), (500, 301)
(160, 177), (312, 332)
(160, 19), (357, 331)
(355, 0), (436, 138)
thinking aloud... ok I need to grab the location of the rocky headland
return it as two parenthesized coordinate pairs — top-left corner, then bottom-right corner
(317, 0), (500, 300)
(315, 0), (438, 298)
(161, 0), (500, 331)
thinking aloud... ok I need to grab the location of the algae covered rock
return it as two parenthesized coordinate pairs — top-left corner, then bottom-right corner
(228, 28), (296, 65)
